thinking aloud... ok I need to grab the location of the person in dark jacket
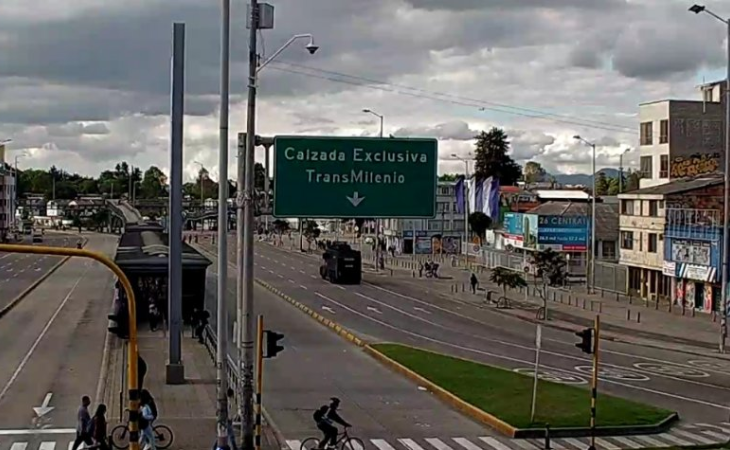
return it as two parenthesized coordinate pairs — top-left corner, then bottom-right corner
(314, 397), (351, 449)
(91, 403), (109, 450)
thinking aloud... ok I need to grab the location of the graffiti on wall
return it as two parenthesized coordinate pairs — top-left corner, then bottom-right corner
(670, 153), (720, 178)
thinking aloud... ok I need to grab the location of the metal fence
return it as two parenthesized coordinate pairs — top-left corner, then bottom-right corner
(593, 260), (628, 294)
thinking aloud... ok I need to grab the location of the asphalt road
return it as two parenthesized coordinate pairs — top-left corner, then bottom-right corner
(0, 234), (116, 448)
(197, 237), (730, 426)
(0, 234), (79, 311)
(201, 247), (491, 444)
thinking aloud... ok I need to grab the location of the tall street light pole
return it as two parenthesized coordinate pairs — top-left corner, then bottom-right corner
(216, 0), (231, 448)
(452, 154), (472, 264)
(574, 135), (597, 293)
(14, 153), (25, 232)
(362, 108), (384, 268)
(239, 6), (318, 447)
(618, 148), (630, 194)
(689, 4), (730, 352)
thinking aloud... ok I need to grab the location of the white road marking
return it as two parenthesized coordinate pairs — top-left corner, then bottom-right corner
(371, 439), (397, 450)
(277, 274), (284, 278)
(299, 270), (305, 274)
(701, 422), (730, 433)
(285, 440), (301, 450)
(336, 285), (345, 290)
(671, 429), (715, 445)
(399, 439), (426, 450)
(299, 285), (308, 290)
(0, 267), (89, 402)
(509, 439), (540, 450)
(478, 437), (512, 450)
(655, 433), (692, 446)
(39, 442), (56, 450)
(0, 429), (75, 436)
(632, 435), (670, 447)
(700, 429), (730, 441)
(562, 438), (588, 449)
(594, 438), (620, 450)
(608, 437), (642, 449)
(10, 443), (28, 450)
(452, 438), (482, 450)
(425, 438), (454, 450)
(344, 439), (363, 450)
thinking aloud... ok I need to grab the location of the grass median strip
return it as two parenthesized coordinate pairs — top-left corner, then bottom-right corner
(373, 343), (674, 429)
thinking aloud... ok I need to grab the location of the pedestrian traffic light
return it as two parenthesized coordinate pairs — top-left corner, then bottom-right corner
(575, 328), (593, 354)
(263, 330), (284, 358)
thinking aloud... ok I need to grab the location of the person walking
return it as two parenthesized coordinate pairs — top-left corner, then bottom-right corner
(71, 396), (93, 450)
(91, 404), (109, 450)
(139, 390), (157, 450)
(470, 273), (479, 294)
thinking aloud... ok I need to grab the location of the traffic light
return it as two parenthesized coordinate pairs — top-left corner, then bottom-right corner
(264, 330), (284, 358)
(575, 327), (593, 354)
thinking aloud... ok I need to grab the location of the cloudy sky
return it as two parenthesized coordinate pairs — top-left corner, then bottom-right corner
(0, 0), (727, 181)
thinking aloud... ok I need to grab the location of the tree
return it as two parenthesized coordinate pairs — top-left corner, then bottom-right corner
(272, 219), (290, 235)
(302, 220), (321, 250)
(468, 212), (492, 244)
(473, 127), (522, 186)
(607, 176), (621, 196)
(625, 170), (641, 192)
(439, 173), (458, 182)
(489, 267), (527, 308)
(595, 172), (610, 196)
(140, 166), (167, 199)
(524, 162), (547, 184)
(530, 249), (568, 320)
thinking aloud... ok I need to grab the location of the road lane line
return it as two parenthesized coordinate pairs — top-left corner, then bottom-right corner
(299, 285), (308, 290)
(336, 285), (345, 290)
(39, 442), (56, 450)
(10, 443), (28, 450)
(299, 270), (305, 274)
(0, 265), (90, 402)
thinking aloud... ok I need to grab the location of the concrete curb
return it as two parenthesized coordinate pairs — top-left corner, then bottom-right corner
(0, 254), (71, 319)
(362, 343), (519, 437)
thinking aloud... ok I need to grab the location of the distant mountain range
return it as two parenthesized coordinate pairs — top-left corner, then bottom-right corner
(552, 168), (621, 186)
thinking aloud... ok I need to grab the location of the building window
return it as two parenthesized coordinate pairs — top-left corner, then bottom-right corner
(621, 200), (634, 215)
(428, 221), (441, 231)
(454, 221), (465, 231)
(659, 154), (668, 178)
(620, 231), (634, 250)
(640, 122), (653, 145)
(640, 156), (653, 178)
(648, 200), (659, 217)
(648, 233), (658, 253)
(659, 119), (668, 144)
(444, 221), (452, 231)
(601, 241), (616, 259)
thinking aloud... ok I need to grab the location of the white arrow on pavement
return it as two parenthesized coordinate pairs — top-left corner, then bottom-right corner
(367, 306), (382, 314)
(322, 306), (336, 314)
(347, 192), (365, 207)
(33, 393), (54, 417)
(413, 307), (431, 314)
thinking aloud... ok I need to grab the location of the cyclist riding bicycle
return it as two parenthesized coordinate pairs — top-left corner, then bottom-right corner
(313, 397), (351, 449)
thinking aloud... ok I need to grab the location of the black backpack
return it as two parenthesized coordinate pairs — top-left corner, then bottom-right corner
(313, 406), (327, 422)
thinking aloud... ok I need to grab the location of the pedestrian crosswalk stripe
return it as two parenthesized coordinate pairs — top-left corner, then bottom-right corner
(632, 435), (668, 447)
(285, 439), (301, 450)
(594, 438), (620, 450)
(672, 428), (715, 445)
(655, 433), (692, 447)
(345, 439), (364, 450)
(700, 429), (728, 441)
(399, 438), (426, 450)
(371, 439), (397, 450)
(425, 438), (454, 450)
(562, 437), (589, 449)
(509, 439), (539, 450)
(608, 437), (642, 449)
(452, 438), (482, 450)
(38, 443), (55, 450)
(478, 437), (511, 450)
(9, 443), (28, 450)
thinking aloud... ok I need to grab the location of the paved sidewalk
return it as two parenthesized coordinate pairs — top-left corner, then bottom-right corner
(101, 328), (281, 450)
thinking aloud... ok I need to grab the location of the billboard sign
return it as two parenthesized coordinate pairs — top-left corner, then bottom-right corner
(536, 215), (589, 251)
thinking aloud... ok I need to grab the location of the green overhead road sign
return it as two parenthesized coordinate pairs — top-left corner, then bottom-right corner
(273, 136), (437, 218)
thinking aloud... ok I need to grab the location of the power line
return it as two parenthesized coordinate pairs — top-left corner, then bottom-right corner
(268, 60), (638, 135)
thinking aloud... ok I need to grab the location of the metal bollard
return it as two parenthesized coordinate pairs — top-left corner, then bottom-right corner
(462, 283), (465, 292)
(601, 289), (605, 298)
(544, 424), (551, 450)
(616, 292), (619, 301)
(637, 312), (641, 323)
(582, 299), (586, 309)
(627, 309), (631, 321)
(692, 308), (696, 318)
(568, 295), (572, 306)
(390, 269), (393, 277)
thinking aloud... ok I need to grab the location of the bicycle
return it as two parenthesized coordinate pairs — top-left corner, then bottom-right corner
(110, 410), (174, 450)
(300, 427), (364, 450)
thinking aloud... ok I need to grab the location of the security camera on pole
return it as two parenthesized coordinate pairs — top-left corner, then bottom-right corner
(239, 3), (318, 448)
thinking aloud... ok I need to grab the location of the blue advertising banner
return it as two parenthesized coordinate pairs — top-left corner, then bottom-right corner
(537, 215), (589, 251)
(502, 212), (538, 249)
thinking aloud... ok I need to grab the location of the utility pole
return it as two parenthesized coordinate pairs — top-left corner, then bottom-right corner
(166, 23), (185, 385)
(216, 0), (231, 448)
(240, 1), (259, 448)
